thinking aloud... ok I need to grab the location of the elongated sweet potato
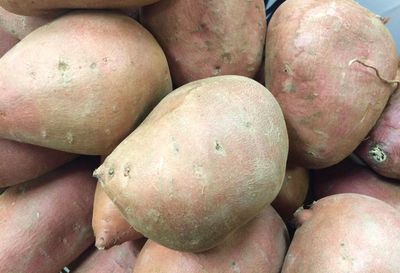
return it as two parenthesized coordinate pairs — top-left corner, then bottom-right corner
(0, 0), (160, 16)
(0, 157), (97, 273)
(281, 194), (400, 272)
(265, 0), (398, 169)
(0, 6), (57, 39)
(0, 11), (172, 155)
(94, 75), (288, 252)
(0, 27), (18, 57)
(93, 183), (143, 250)
(313, 159), (400, 210)
(72, 241), (143, 273)
(134, 206), (289, 273)
(272, 166), (309, 223)
(141, 0), (266, 87)
(0, 138), (76, 187)
(356, 62), (400, 179)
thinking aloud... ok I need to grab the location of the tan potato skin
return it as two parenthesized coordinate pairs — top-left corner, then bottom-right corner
(282, 194), (400, 272)
(0, 138), (76, 187)
(271, 166), (309, 223)
(94, 75), (288, 252)
(141, 0), (266, 87)
(134, 206), (289, 273)
(313, 159), (400, 210)
(0, 11), (172, 155)
(93, 183), (143, 250)
(0, 6), (58, 39)
(265, 0), (398, 169)
(73, 241), (143, 273)
(0, 157), (97, 273)
(0, 0), (160, 16)
(0, 26), (18, 57)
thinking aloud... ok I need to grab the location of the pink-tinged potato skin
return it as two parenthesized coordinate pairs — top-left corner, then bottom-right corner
(0, 138), (76, 187)
(134, 206), (289, 273)
(272, 166), (309, 223)
(73, 241), (143, 273)
(94, 76), (288, 252)
(265, 0), (398, 169)
(0, 0), (160, 16)
(0, 158), (97, 273)
(356, 65), (400, 179)
(93, 183), (143, 250)
(313, 159), (400, 210)
(0, 27), (18, 57)
(282, 194), (400, 272)
(0, 11), (172, 155)
(141, 0), (266, 87)
(0, 6), (58, 39)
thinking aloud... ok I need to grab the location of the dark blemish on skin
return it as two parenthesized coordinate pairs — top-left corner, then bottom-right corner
(108, 168), (115, 177)
(369, 144), (387, 163)
(213, 66), (222, 75)
(58, 61), (69, 71)
(245, 122), (252, 128)
(340, 243), (345, 247)
(221, 53), (232, 64)
(123, 166), (130, 177)
(90, 63), (97, 69)
(215, 141), (223, 151)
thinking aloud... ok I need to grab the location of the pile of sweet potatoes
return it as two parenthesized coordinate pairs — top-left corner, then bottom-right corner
(1, 0), (400, 272)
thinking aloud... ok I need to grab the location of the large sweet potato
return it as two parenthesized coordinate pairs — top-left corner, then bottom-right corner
(0, 138), (76, 187)
(0, 0), (160, 16)
(0, 11), (172, 155)
(141, 0), (266, 87)
(134, 206), (289, 273)
(281, 193), (400, 272)
(0, 27), (18, 57)
(93, 183), (143, 250)
(356, 62), (400, 179)
(271, 166), (309, 223)
(313, 158), (400, 210)
(0, 158), (97, 273)
(265, 0), (398, 169)
(94, 75), (288, 252)
(72, 241), (143, 273)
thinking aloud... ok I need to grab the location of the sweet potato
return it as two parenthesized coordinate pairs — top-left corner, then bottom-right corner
(72, 241), (143, 273)
(356, 62), (400, 179)
(0, 157), (97, 273)
(94, 75), (288, 252)
(141, 0), (266, 87)
(0, 27), (18, 57)
(0, 6), (57, 39)
(281, 194), (400, 272)
(265, 0), (398, 169)
(0, 11), (172, 155)
(271, 166), (309, 223)
(313, 158), (400, 210)
(134, 206), (289, 273)
(93, 183), (143, 250)
(0, 0), (160, 16)
(0, 138), (76, 187)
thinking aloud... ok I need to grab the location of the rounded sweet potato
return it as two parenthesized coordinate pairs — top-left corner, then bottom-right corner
(141, 0), (266, 87)
(265, 0), (398, 169)
(271, 166), (309, 223)
(313, 158), (400, 210)
(0, 138), (76, 187)
(0, 10), (172, 155)
(72, 241), (143, 273)
(134, 206), (289, 273)
(0, 27), (18, 57)
(94, 75), (288, 252)
(0, 0), (160, 16)
(0, 157), (97, 273)
(356, 62), (400, 179)
(93, 183), (143, 250)
(281, 193), (400, 272)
